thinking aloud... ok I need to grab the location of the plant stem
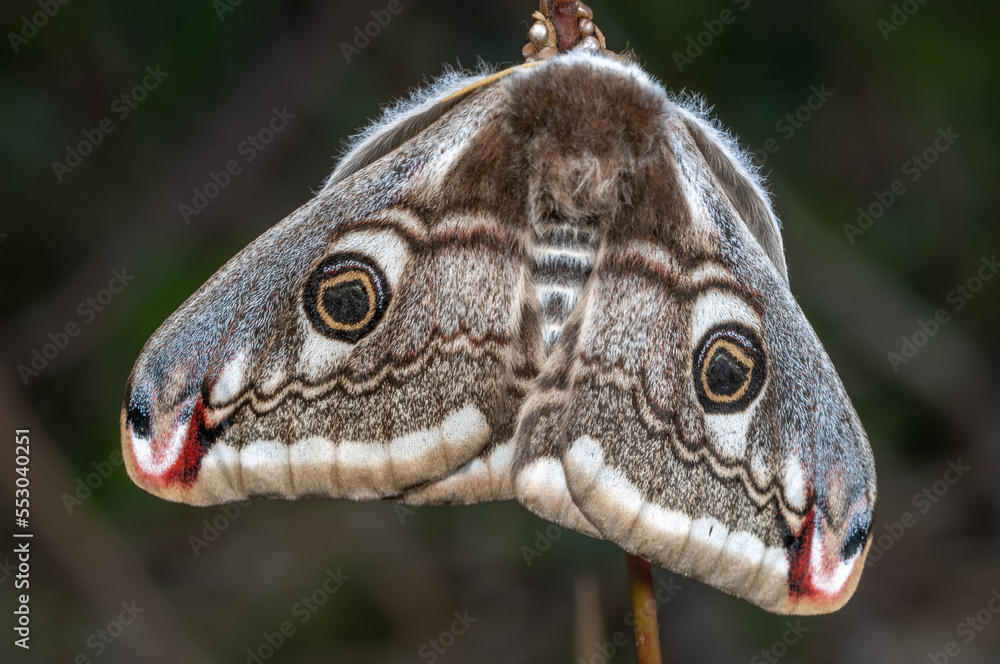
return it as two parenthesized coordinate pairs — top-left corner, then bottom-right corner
(625, 552), (663, 664)
(545, 0), (581, 52)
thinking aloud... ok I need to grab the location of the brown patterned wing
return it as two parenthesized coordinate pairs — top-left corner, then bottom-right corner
(564, 121), (873, 615)
(121, 79), (541, 506)
(507, 53), (876, 615)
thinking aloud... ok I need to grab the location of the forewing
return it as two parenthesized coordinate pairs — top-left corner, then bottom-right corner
(515, 84), (876, 614)
(121, 81), (540, 506)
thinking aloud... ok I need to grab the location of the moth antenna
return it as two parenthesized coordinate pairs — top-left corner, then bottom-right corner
(523, 0), (612, 62)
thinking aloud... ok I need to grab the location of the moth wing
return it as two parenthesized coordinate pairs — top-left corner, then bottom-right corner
(517, 94), (876, 614)
(511, 348), (605, 538)
(121, 71), (540, 506)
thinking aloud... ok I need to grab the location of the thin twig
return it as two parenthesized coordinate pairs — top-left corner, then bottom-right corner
(545, 0), (581, 52)
(625, 552), (663, 664)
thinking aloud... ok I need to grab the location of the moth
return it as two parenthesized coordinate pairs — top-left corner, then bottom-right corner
(121, 9), (876, 617)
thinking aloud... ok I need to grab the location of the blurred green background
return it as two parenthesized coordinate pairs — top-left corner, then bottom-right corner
(2, 0), (998, 662)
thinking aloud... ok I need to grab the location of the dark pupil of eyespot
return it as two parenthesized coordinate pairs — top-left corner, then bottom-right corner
(323, 279), (369, 326)
(693, 324), (766, 414)
(706, 349), (749, 396)
(304, 253), (390, 343)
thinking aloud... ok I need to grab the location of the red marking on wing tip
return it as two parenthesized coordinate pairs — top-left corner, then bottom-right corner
(787, 506), (817, 600)
(168, 399), (208, 488)
(133, 398), (208, 490)
(786, 505), (857, 608)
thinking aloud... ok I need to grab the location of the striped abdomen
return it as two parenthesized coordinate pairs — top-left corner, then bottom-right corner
(529, 216), (602, 351)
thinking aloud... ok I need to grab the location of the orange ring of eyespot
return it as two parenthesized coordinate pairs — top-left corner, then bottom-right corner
(700, 339), (754, 403)
(316, 270), (377, 332)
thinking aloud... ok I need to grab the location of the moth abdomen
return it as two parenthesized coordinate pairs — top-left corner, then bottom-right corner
(529, 216), (603, 350)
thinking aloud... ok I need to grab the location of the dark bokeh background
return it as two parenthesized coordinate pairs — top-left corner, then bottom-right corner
(2, 1), (998, 662)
